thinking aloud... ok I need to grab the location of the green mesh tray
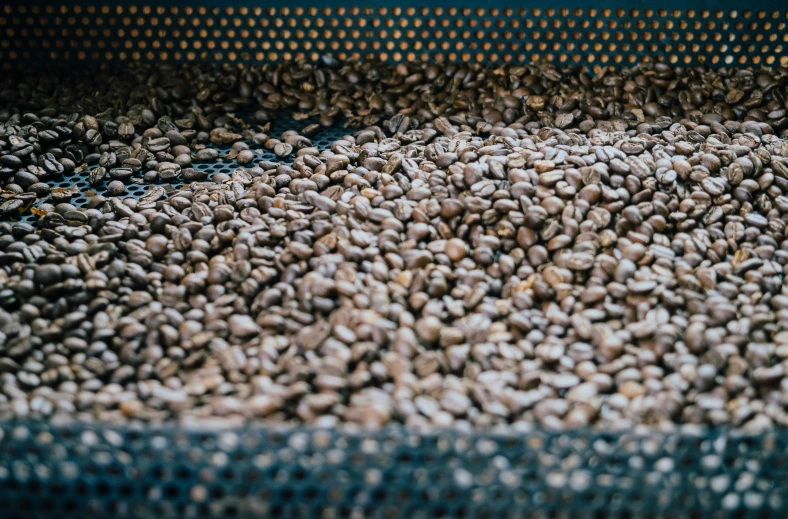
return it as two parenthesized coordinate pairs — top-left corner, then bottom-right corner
(2, 421), (788, 519)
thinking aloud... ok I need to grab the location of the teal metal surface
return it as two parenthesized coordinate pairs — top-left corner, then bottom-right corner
(1, 421), (787, 519)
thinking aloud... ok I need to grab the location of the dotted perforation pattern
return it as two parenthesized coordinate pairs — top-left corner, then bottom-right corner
(8, 110), (347, 224)
(1, 4), (788, 67)
(1, 422), (788, 518)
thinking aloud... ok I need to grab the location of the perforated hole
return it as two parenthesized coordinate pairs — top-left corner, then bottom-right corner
(0, 5), (783, 65)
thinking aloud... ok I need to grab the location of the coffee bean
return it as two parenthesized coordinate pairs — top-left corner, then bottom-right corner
(157, 162), (180, 180)
(228, 315), (260, 338)
(236, 150), (255, 165)
(106, 181), (125, 196)
(34, 264), (61, 285)
(1, 61), (787, 432)
(195, 149), (219, 161)
(274, 142), (293, 158)
(108, 167), (133, 180)
(444, 238), (467, 261)
(182, 168), (208, 181)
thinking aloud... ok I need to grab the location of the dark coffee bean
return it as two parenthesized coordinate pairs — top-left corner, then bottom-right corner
(106, 181), (126, 196)
(195, 149), (218, 161)
(1, 62), (787, 432)
(34, 264), (61, 285)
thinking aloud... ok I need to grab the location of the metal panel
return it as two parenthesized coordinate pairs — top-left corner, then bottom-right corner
(2, 1), (787, 66)
(2, 421), (787, 519)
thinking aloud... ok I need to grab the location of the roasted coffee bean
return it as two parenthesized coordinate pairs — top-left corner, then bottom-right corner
(108, 167), (133, 180)
(0, 61), (787, 433)
(274, 142), (293, 158)
(106, 181), (126, 196)
(195, 148), (219, 161)
(236, 150), (255, 165)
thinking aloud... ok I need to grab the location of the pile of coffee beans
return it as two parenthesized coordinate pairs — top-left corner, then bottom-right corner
(1, 62), (787, 431)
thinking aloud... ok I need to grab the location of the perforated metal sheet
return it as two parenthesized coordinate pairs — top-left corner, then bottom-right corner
(11, 110), (348, 224)
(1, 421), (787, 519)
(1, 1), (787, 67)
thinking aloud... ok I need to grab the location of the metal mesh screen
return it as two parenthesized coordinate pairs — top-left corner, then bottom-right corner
(2, 421), (788, 519)
(1, 1), (787, 67)
(9, 110), (349, 224)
